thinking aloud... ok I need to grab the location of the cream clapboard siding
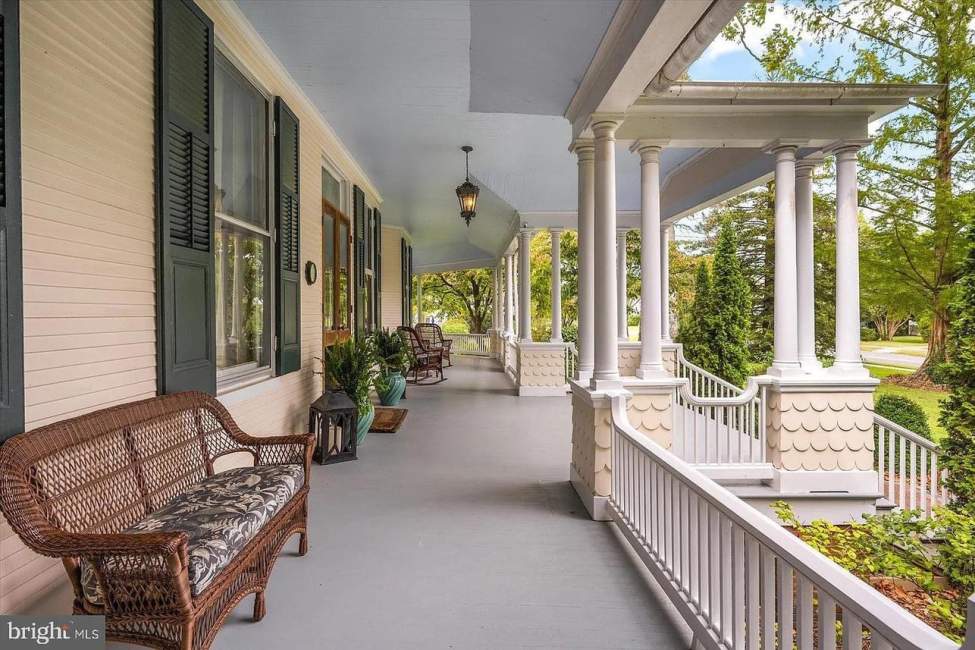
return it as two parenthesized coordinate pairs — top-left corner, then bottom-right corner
(3, 0), (388, 613)
(1, 0), (157, 614)
(381, 226), (404, 330)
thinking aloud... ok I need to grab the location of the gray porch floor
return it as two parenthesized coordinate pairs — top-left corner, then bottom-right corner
(30, 357), (688, 649)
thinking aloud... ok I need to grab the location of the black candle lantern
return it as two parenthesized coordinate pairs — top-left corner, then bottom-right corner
(308, 391), (357, 464)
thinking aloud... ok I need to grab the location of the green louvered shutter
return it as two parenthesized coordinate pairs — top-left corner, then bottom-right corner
(0, 0), (22, 441)
(155, 0), (216, 395)
(274, 97), (300, 375)
(353, 185), (366, 334)
(374, 208), (381, 329)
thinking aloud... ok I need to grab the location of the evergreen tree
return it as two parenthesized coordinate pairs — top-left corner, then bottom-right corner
(678, 260), (718, 372)
(709, 221), (752, 386)
(939, 193), (975, 509)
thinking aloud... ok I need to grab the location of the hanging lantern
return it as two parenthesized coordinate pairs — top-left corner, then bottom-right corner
(455, 145), (479, 227)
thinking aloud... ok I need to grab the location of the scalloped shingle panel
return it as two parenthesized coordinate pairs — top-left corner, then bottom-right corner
(766, 390), (875, 472)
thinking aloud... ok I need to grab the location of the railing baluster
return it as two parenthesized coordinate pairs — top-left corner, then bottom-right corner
(797, 574), (814, 650)
(841, 609), (862, 650)
(733, 524), (745, 650)
(819, 593), (836, 650)
(910, 441), (918, 511)
(761, 548), (775, 650)
(899, 435), (907, 508)
(746, 534), (760, 650)
(778, 560), (794, 650)
(921, 447), (928, 517)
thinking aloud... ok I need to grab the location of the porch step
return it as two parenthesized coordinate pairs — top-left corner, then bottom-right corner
(696, 463), (775, 482)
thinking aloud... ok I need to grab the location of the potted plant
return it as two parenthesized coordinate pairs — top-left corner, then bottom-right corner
(371, 328), (408, 406)
(322, 338), (377, 445)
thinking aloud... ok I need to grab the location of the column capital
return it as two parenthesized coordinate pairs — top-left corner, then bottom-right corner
(616, 227), (630, 238)
(518, 227), (536, 238)
(628, 139), (669, 159)
(762, 138), (808, 155)
(795, 154), (823, 178)
(549, 226), (565, 234)
(826, 139), (872, 156)
(590, 114), (624, 139)
(569, 138), (595, 159)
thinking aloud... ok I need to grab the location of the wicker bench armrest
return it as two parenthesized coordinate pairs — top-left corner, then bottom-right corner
(47, 530), (189, 560)
(231, 432), (315, 474)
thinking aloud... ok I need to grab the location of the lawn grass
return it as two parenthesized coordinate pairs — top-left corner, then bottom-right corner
(866, 364), (947, 441)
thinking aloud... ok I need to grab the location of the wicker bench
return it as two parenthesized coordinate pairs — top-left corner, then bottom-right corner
(0, 391), (314, 650)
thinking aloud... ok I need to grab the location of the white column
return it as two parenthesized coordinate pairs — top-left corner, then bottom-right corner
(831, 143), (868, 376)
(661, 225), (672, 341)
(795, 159), (820, 371)
(505, 253), (514, 335)
(550, 228), (563, 343)
(592, 118), (621, 385)
(573, 140), (595, 380)
(616, 228), (629, 341)
(518, 229), (533, 342)
(493, 264), (501, 331)
(416, 276), (424, 325)
(634, 142), (666, 378)
(767, 142), (801, 374)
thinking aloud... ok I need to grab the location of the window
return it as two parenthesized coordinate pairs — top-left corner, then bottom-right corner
(214, 50), (272, 382)
(323, 166), (352, 346)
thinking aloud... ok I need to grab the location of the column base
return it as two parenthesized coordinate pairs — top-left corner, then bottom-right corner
(635, 365), (668, 379)
(767, 361), (804, 377)
(798, 356), (823, 372)
(590, 376), (624, 391)
(827, 361), (871, 379)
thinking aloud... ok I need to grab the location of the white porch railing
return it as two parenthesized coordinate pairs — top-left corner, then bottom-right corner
(675, 378), (769, 466)
(450, 332), (492, 356)
(675, 346), (743, 399)
(608, 394), (961, 650)
(503, 334), (518, 380)
(672, 348), (769, 466)
(565, 342), (577, 383)
(874, 414), (949, 518)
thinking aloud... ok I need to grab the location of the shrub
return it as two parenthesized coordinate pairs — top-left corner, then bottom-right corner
(862, 327), (880, 341)
(941, 196), (975, 508)
(875, 394), (931, 437)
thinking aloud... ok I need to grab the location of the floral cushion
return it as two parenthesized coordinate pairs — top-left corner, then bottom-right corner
(80, 464), (304, 604)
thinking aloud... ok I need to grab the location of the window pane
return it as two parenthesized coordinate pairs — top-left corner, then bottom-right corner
(338, 221), (350, 329)
(215, 220), (269, 370)
(323, 213), (334, 330)
(215, 52), (268, 228)
(323, 168), (341, 209)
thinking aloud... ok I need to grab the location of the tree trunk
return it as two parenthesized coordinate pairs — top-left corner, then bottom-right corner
(916, 304), (948, 379)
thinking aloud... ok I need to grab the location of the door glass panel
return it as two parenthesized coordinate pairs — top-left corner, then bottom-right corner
(323, 213), (334, 330)
(338, 221), (350, 329)
(215, 220), (268, 370)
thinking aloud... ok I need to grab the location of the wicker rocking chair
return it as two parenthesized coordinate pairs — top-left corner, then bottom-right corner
(416, 322), (453, 367)
(397, 326), (445, 384)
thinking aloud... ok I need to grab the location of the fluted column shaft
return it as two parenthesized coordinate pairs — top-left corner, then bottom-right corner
(518, 229), (533, 342)
(592, 120), (621, 384)
(795, 161), (820, 370)
(617, 229), (629, 340)
(550, 228), (563, 342)
(832, 144), (866, 375)
(505, 254), (514, 335)
(661, 226), (672, 341)
(635, 144), (665, 377)
(573, 141), (595, 380)
(770, 145), (800, 374)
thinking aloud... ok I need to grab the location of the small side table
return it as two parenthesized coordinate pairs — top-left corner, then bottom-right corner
(309, 391), (357, 465)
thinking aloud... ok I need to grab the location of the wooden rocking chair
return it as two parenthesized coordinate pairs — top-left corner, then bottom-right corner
(397, 326), (445, 384)
(416, 322), (453, 367)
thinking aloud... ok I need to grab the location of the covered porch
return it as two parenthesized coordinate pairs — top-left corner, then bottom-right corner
(28, 357), (690, 649)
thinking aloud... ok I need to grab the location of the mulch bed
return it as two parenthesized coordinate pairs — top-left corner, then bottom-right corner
(884, 373), (947, 391)
(869, 577), (960, 636)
